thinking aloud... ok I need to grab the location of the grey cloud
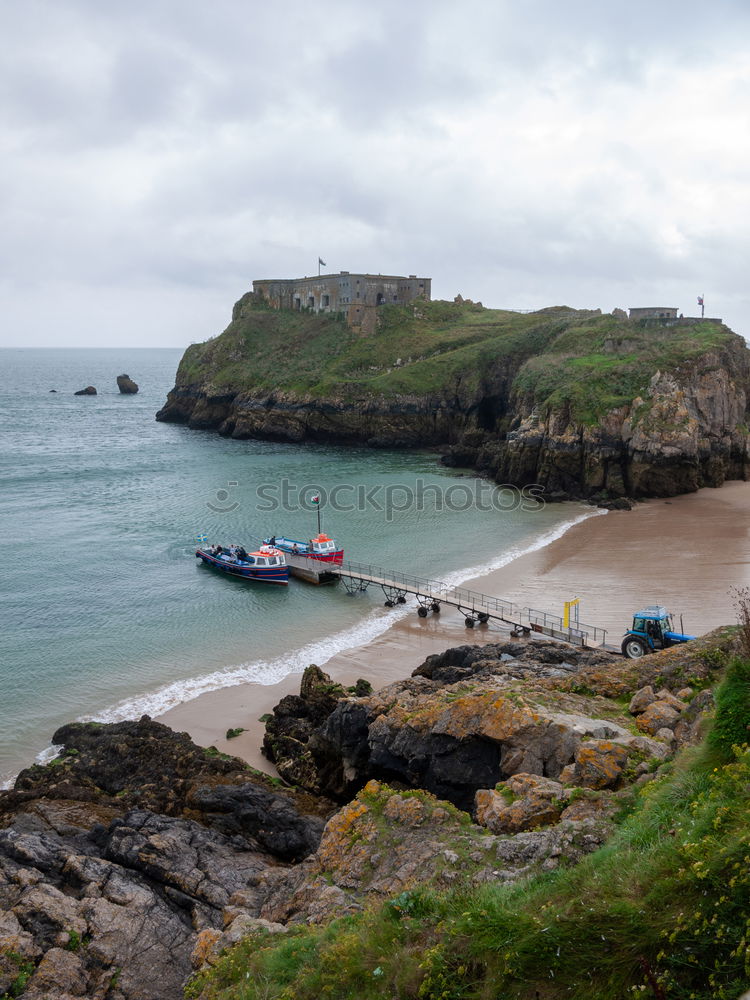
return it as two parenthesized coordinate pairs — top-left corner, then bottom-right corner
(1, 0), (749, 346)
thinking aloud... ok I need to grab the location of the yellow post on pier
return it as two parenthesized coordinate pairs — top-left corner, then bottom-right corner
(563, 598), (580, 629)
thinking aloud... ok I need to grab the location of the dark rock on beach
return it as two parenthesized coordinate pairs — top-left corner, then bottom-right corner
(6, 716), (326, 861)
(73, 385), (97, 395)
(262, 665), (373, 795)
(117, 373), (139, 394)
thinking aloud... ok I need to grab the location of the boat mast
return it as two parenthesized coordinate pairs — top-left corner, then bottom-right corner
(312, 493), (321, 535)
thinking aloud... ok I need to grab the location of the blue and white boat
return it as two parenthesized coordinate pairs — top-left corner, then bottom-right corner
(195, 544), (289, 585)
(264, 533), (344, 564)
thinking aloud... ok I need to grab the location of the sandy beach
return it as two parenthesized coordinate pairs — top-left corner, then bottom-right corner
(159, 481), (750, 774)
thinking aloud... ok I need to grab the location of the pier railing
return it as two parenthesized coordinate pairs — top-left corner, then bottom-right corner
(336, 560), (607, 647)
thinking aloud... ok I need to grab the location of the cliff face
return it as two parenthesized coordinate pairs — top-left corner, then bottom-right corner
(462, 352), (750, 498)
(157, 297), (750, 498)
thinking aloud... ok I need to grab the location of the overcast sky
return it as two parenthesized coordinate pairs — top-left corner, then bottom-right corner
(2, 0), (749, 348)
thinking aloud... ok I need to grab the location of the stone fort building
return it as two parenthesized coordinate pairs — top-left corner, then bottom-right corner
(252, 271), (431, 333)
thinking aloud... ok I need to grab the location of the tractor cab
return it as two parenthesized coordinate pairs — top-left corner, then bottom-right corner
(622, 605), (695, 659)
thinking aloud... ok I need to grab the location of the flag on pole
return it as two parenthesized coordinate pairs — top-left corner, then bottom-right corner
(697, 296), (704, 306)
(311, 494), (320, 504)
(318, 257), (326, 267)
(197, 533), (208, 545)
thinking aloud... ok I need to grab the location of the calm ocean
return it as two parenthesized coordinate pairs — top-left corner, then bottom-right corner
(1, 348), (596, 783)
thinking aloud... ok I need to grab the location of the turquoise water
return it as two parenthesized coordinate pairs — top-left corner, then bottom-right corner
(1, 349), (595, 783)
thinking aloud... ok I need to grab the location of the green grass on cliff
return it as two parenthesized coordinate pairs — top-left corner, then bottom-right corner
(177, 298), (736, 423)
(185, 662), (750, 1000)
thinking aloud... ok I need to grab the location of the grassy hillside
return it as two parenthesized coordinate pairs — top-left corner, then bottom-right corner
(186, 656), (750, 1000)
(177, 299), (736, 423)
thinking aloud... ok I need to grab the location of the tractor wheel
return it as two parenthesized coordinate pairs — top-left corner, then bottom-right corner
(621, 635), (649, 659)
(465, 617), (475, 628)
(417, 606), (428, 618)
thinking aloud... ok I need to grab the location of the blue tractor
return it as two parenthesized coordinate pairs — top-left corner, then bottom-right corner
(621, 605), (695, 658)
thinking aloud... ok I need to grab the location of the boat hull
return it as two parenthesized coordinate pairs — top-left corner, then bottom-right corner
(195, 549), (289, 585)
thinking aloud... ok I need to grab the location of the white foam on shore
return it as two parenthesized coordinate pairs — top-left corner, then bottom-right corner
(1, 505), (605, 786)
(442, 506), (608, 589)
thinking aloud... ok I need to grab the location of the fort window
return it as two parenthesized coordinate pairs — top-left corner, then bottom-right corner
(308, 296), (315, 308)
(376, 292), (385, 306)
(322, 294), (330, 307)
(294, 297), (301, 310)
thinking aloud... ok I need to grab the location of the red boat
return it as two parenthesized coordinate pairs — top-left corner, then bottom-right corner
(264, 533), (344, 564)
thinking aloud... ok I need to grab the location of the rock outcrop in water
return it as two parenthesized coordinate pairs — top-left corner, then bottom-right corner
(156, 298), (750, 499)
(116, 374), (139, 394)
(74, 386), (97, 396)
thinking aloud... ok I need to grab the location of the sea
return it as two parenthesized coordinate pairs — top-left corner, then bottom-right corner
(1, 348), (601, 785)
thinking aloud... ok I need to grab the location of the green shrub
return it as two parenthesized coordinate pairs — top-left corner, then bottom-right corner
(708, 656), (750, 757)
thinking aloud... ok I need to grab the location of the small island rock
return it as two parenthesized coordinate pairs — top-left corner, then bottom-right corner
(117, 373), (139, 394)
(74, 385), (97, 395)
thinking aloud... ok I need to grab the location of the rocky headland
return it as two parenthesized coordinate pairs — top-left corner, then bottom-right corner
(156, 298), (750, 499)
(0, 627), (740, 999)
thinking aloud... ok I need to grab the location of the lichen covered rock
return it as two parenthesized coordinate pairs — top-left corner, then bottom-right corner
(475, 774), (566, 834)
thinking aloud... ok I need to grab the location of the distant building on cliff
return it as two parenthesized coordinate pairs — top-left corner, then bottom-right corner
(628, 307), (679, 320)
(627, 306), (722, 325)
(252, 271), (431, 333)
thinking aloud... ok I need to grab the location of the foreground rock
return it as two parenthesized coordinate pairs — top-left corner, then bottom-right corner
(5, 717), (326, 862)
(253, 779), (614, 929)
(0, 633), (732, 997)
(0, 804), (276, 999)
(263, 635), (727, 812)
(116, 374), (139, 394)
(0, 719), (328, 1000)
(74, 386), (97, 395)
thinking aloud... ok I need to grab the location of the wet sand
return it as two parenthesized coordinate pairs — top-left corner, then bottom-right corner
(159, 481), (750, 774)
